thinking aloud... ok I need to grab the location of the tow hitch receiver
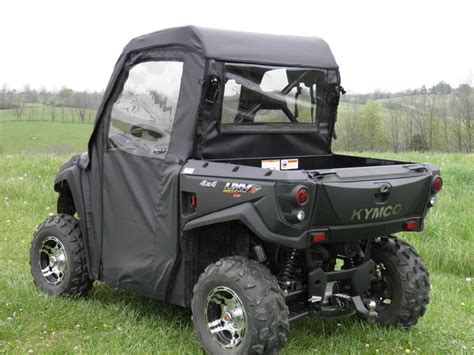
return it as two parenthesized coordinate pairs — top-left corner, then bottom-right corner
(334, 294), (378, 323)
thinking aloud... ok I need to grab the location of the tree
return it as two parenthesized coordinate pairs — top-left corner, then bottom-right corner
(359, 101), (385, 151)
(398, 95), (418, 150)
(428, 81), (452, 150)
(431, 81), (452, 96)
(71, 91), (92, 123)
(13, 93), (25, 120)
(39, 86), (48, 120)
(58, 86), (73, 122)
(428, 82), (451, 151)
(454, 83), (473, 152)
(24, 85), (39, 120)
(422, 93), (437, 150)
(386, 108), (402, 152)
(49, 100), (57, 122)
(409, 133), (429, 151)
(335, 103), (362, 151)
(1, 83), (8, 109)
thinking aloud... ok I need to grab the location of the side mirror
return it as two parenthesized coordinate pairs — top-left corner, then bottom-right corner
(205, 76), (220, 104)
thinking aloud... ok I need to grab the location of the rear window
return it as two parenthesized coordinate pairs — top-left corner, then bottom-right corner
(221, 64), (328, 127)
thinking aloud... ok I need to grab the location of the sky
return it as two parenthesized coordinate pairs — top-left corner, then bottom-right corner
(0, 0), (473, 94)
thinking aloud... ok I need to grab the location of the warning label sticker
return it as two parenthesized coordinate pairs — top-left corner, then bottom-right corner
(281, 159), (299, 170)
(261, 160), (281, 170)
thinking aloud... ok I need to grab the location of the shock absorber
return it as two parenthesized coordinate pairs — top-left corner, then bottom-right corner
(279, 248), (299, 282)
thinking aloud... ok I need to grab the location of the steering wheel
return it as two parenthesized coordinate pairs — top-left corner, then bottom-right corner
(127, 123), (168, 141)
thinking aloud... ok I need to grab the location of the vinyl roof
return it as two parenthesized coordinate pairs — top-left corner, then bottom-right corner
(123, 26), (338, 69)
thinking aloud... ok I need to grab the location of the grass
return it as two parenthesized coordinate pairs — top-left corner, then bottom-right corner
(0, 119), (473, 353)
(0, 120), (92, 154)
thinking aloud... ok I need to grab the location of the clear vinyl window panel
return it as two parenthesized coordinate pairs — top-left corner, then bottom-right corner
(108, 61), (183, 157)
(221, 63), (328, 127)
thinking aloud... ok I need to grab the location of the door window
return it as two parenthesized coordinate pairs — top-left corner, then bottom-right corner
(107, 61), (183, 157)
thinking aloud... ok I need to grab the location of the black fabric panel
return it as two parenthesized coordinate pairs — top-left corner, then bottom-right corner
(167, 51), (206, 160)
(102, 153), (162, 294)
(88, 136), (105, 279)
(194, 62), (338, 160)
(80, 168), (99, 279)
(124, 26), (338, 69)
(202, 132), (331, 160)
(124, 26), (205, 54)
(196, 27), (338, 68)
(150, 160), (182, 300)
(85, 46), (205, 303)
(100, 153), (184, 300)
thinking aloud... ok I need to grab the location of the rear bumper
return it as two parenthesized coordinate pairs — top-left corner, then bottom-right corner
(308, 259), (375, 299)
(310, 216), (423, 243)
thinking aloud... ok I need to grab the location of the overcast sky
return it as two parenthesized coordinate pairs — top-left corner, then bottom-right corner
(1, 0), (473, 94)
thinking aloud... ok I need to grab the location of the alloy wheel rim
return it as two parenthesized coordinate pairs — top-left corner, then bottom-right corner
(39, 236), (68, 285)
(204, 286), (246, 349)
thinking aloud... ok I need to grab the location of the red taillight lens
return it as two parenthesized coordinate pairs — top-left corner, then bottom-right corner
(405, 220), (417, 231)
(296, 187), (309, 206)
(191, 194), (197, 208)
(311, 232), (326, 243)
(432, 176), (443, 193)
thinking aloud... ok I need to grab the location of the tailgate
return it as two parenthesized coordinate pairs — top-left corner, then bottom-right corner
(311, 165), (432, 226)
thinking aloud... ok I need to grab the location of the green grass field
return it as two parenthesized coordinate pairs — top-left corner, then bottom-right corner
(0, 119), (473, 353)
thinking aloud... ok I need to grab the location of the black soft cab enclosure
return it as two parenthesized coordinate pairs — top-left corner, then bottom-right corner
(30, 26), (442, 354)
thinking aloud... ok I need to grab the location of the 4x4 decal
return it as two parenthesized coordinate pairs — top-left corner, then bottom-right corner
(200, 180), (217, 188)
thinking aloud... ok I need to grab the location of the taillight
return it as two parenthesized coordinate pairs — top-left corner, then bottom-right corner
(432, 176), (443, 193)
(405, 220), (418, 231)
(190, 194), (197, 208)
(311, 232), (326, 243)
(296, 187), (309, 206)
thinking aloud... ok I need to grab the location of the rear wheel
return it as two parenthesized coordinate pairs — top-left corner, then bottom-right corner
(192, 256), (289, 354)
(361, 235), (430, 328)
(30, 214), (92, 297)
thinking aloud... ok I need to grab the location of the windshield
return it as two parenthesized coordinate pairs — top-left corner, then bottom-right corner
(221, 64), (328, 126)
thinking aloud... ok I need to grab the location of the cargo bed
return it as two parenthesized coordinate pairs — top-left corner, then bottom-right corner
(215, 154), (409, 171)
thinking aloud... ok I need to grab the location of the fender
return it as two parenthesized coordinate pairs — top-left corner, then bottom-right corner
(53, 153), (95, 278)
(53, 154), (87, 232)
(183, 202), (308, 249)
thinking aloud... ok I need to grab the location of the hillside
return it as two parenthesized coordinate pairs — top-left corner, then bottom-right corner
(335, 88), (473, 153)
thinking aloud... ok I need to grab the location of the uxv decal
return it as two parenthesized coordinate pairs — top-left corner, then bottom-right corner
(223, 182), (262, 198)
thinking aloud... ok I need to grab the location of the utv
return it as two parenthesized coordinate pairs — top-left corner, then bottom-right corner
(30, 26), (442, 354)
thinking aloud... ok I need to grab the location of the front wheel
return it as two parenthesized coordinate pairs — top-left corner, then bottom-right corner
(191, 256), (289, 354)
(362, 235), (430, 328)
(30, 214), (92, 297)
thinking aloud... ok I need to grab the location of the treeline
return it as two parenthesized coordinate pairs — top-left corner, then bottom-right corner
(1, 81), (473, 152)
(335, 81), (473, 153)
(0, 84), (102, 123)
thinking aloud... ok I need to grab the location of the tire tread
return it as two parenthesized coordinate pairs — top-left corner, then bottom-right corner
(373, 235), (430, 328)
(192, 256), (289, 354)
(30, 214), (92, 297)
